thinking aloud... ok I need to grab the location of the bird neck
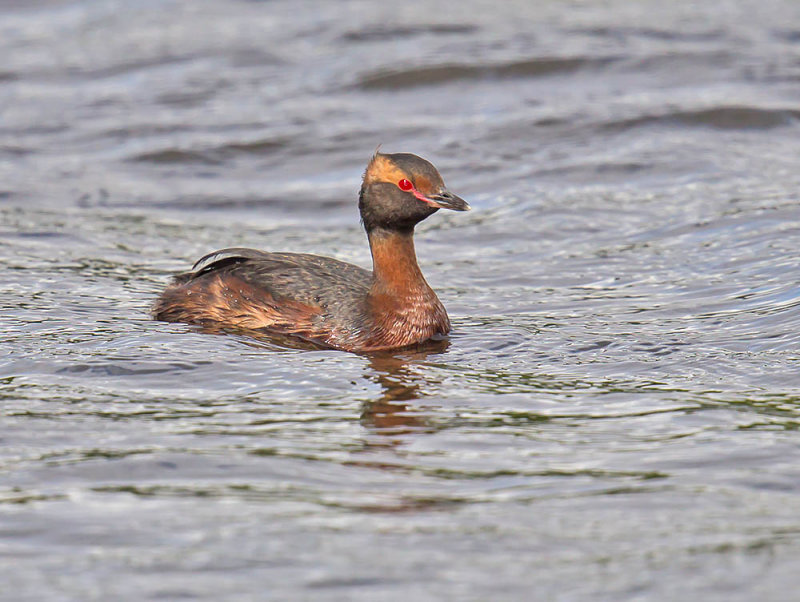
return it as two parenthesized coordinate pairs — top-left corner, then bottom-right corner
(363, 227), (450, 349)
(367, 227), (429, 293)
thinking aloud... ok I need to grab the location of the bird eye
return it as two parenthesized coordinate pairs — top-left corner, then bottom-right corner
(397, 179), (413, 191)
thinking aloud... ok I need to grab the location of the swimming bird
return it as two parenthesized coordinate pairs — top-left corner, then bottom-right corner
(152, 152), (469, 351)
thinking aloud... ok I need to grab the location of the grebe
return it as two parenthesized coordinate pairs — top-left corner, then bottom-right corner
(152, 152), (470, 351)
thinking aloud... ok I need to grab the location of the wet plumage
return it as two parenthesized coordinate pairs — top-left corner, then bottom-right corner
(152, 152), (469, 351)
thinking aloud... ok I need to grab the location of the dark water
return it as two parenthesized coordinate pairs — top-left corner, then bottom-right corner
(3, 0), (800, 599)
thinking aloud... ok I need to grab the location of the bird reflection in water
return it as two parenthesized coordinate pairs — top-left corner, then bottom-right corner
(189, 324), (448, 433)
(359, 338), (449, 432)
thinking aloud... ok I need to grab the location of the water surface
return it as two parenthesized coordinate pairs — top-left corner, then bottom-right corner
(3, 1), (800, 600)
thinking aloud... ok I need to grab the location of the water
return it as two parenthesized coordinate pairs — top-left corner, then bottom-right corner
(3, 0), (800, 599)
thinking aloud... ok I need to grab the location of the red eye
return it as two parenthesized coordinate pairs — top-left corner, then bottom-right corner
(397, 179), (413, 191)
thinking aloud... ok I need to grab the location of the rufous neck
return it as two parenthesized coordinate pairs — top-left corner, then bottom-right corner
(367, 228), (428, 291)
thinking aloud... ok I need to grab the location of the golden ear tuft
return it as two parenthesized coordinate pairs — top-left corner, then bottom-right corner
(363, 153), (407, 185)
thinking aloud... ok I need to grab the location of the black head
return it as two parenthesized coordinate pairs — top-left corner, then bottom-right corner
(358, 152), (469, 234)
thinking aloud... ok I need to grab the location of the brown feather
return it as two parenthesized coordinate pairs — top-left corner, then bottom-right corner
(153, 272), (321, 337)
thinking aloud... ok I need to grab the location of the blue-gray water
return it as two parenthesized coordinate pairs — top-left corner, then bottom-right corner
(3, 1), (800, 600)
